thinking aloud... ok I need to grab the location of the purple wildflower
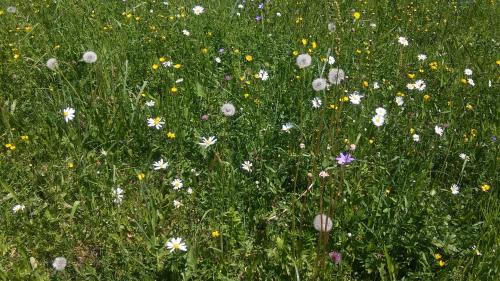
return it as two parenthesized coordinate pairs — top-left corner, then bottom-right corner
(492, 136), (497, 142)
(255, 15), (262, 21)
(201, 114), (209, 121)
(329, 251), (342, 264)
(258, 3), (264, 9)
(336, 152), (354, 165)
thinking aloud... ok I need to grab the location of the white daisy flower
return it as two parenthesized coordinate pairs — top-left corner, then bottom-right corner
(372, 114), (385, 127)
(398, 36), (409, 46)
(349, 92), (363, 105)
(467, 78), (475, 86)
(464, 69), (473, 76)
(12, 204), (25, 213)
(373, 82), (380, 89)
(199, 136), (217, 148)
(435, 125), (444, 136)
(182, 29), (190, 36)
(412, 134), (420, 142)
(417, 54), (427, 61)
(171, 178), (183, 190)
(192, 5), (204, 15)
(147, 117), (165, 129)
(258, 69), (269, 81)
(281, 122), (293, 133)
(459, 153), (469, 161)
(327, 56), (335, 65)
(166, 237), (187, 252)
(63, 107), (75, 122)
(145, 100), (155, 107)
(450, 184), (460, 195)
(153, 159), (169, 170)
(113, 187), (124, 204)
(241, 161), (253, 172)
(173, 200), (182, 208)
(395, 96), (404, 106)
(311, 97), (322, 108)
(375, 107), (387, 116)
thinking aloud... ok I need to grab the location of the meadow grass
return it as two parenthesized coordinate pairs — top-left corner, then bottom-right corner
(0, 0), (498, 280)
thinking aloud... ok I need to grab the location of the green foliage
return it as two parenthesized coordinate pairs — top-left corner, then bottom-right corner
(0, 0), (498, 280)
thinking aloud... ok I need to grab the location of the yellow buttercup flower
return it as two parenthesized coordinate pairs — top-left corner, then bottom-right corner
(481, 184), (491, 192)
(152, 64), (159, 70)
(170, 87), (178, 94)
(407, 73), (416, 79)
(167, 132), (176, 139)
(174, 64), (182, 69)
(439, 260), (445, 267)
(423, 94), (430, 102)
(353, 11), (361, 20)
(245, 55), (253, 62)
(434, 253), (442, 260)
(137, 173), (145, 181)
(211, 230), (220, 238)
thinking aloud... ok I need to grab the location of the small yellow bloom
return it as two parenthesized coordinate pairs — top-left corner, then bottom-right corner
(126, 13), (132, 19)
(233, 49), (240, 54)
(174, 64), (182, 69)
(466, 104), (473, 110)
(353, 11), (361, 20)
(211, 230), (220, 238)
(311, 41), (317, 49)
(410, 128), (415, 134)
(439, 260), (445, 267)
(152, 64), (159, 70)
(481, 184), (491, 192)
(407, 73), (416, 79)
(301, 38), (308, 45)
(201, 48), (208, 54)
(434, 253), (442, 260)
(245, 55), (253, 62)
(292, 50), (299, 56)
(170, 87), (178, 94)
(243, 93), (250, 98)
(368, 139), (374, 144)
(207, 32), (212, 36)
(5, 143), (16, 150)
(496, 60), (500, 65)
(295, 75), (300, 80)
(329, 104), (338, 110)
(135, 16), (141, 21)
(295, 17), (303, 24)
(67, 162), (74, 169)
(397, 92), (405, 97)
(429, 62), (438, 70)
(362, 81), (369, 88)
(13, 54), (20, 59)
(355, 49), (362, 54)
(423, 94), (430, 102)
(340, 96), (349, 102)
(167, 132), (176, 139)
(159, 57), (166, 62)
(137, 173), (145, 181)
(460, 78), (468, 84)
(24, 25), (33, 33)
(0, 10), (4, 15)
(20, 135), (29, 141)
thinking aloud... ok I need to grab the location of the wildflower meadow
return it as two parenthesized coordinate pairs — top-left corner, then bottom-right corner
(1, 1), (499, 280)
